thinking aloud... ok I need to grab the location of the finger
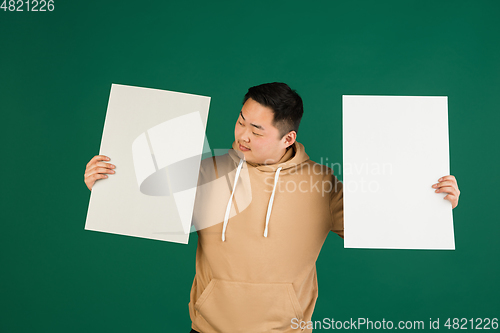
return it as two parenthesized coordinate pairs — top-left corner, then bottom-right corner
(95, 161), (115, 169)
(88, 167), (115, 177)
(86, 155), (110, 167)
(443, 194), (458, 208)
(432, 180), (455, 189)
(85, 167), (115, 179)
(435, 182), (460, 196)
(434, 186), (458, 195)
(443, 193), (456, 200)
(86, 162), (115, 174)
(90, 173), (109, 181)
(85, 173), (109, 190)
(438, 175), (456, 183)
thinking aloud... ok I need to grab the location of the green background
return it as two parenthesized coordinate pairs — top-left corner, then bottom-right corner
(1, 0), (499, 331)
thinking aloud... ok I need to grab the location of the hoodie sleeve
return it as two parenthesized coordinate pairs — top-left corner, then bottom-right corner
(329, 175), (344, 239)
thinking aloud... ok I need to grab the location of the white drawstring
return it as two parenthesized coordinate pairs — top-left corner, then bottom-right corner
(222, 160), (283, 241)
(222, 159), (245, 242)
(264, 167), (282, 237)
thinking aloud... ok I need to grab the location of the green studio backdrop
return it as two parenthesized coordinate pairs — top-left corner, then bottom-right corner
(1, 0), (499, 332)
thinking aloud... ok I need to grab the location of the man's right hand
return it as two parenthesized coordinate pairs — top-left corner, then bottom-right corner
(84, 155), (116, 191)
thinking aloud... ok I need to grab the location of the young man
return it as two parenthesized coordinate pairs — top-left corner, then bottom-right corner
(84, 83), (460, 332)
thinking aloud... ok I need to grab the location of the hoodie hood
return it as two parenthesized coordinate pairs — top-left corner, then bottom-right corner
(221, 141), (311, 241)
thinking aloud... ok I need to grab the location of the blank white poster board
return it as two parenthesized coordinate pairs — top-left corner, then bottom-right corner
(85, 84), (211, 244)
(343, 95), (455, 250)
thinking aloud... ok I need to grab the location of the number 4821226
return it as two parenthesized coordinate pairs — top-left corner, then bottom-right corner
(1, 0), (55, 11)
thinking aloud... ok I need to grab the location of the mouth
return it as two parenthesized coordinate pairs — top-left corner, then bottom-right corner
(239, 143), (251, 151)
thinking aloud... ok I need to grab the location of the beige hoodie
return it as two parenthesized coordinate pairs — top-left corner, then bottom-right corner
(189, 141), (344, 333)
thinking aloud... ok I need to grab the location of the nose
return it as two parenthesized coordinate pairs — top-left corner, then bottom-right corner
(239, 128), (250, 143)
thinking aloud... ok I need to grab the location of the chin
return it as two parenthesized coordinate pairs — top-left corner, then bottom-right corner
(243, 153), (256, 162)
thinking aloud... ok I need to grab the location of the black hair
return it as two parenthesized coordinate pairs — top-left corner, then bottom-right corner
(243, 82), (303, 139)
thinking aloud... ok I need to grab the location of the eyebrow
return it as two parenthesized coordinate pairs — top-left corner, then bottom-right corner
(240, 111), (265, 131)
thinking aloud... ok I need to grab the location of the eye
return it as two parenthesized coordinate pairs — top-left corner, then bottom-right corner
(252, 132), (261, 136)
(238, 121), (244, 126)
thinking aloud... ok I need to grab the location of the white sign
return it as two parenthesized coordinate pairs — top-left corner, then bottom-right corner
(343, 95), (454, 250)
(85, 84), (211, 244)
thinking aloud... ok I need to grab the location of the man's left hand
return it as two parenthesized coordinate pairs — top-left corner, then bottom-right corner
(432, 175), (460, 209)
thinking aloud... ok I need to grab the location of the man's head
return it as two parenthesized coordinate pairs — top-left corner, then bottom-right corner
(234, 82), (304, 164)
(244, 82), (304, 139)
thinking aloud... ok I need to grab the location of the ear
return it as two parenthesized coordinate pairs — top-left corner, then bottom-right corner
(283, 131), (297, 148)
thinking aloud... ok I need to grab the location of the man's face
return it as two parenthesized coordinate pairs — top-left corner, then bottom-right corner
(234, 98), (289, 164)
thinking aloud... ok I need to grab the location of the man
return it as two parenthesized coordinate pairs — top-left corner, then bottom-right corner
(84, 83), (460, 332)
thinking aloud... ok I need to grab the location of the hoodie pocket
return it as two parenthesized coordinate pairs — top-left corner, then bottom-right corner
(194, 278), (304, 332)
